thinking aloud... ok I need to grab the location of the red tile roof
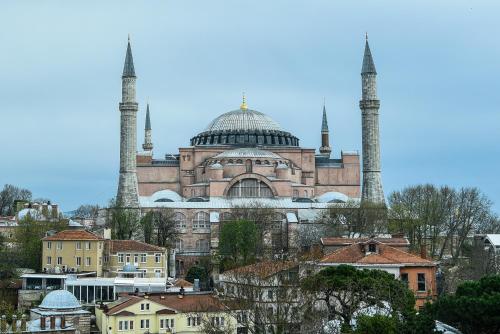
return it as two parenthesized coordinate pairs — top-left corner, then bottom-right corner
(173, 278), (193, 288)
(223, 261), (298, 279)
(42, 230), (104, 241)
(106, 240), (165, 253)
(320, 241), (434, 266)
(321, 237), (409, 247)
(105, 293), (229, 315)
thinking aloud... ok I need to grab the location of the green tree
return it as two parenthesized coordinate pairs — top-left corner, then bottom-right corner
(354, 314), (398, 334)
(433, 275), (500, 334)
(301, 265), (415, 331)
(14, 215), (66, 270)
(107, 204), (140, 240)
(219, 219), (258, 269)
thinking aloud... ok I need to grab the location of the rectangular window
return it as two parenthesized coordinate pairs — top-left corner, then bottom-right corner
(47, 256), (52, 265)
(56, 241), (63, 250)
(170, 319), (174, 328)
(417, 273), (426, 292)
(155, 253), (161, 263)
(118, 254), (124, 263)
(104, 255), (109, 263)
(126, 254), (131, 263)
(57, 257), (62, 265)
(76, 241), (81, 250)
(141, 253), (147, 263)
(160, 319), (164, 329)
(140, 303), (150, 311)
(119, 321), (123, 331)
(267, 289), (273, 299)
(401, 273), (409, 286)
(129, 321), (133, 330)
(140, 319), (150, 329)
(134, 254), (139, 263)
(76, 257), (81, 266)
(47, 241), (52, 249)
(86, 241), (91, 250)
(86, 257), (91, 266)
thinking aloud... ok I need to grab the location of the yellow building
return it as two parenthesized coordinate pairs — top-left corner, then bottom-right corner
(103, 240), (167, 278)
(42, 230), (104, 276)
(95, 293), (246, 334)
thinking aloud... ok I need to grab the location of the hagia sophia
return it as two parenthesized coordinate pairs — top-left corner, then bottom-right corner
(114, 37), (385, 274)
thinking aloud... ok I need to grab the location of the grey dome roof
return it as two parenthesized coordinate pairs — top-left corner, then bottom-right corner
(214, 148), (281, 160)
(191, 108), (299, 147)
(39, 290), (80, 310)
(205, 109), (284, 133)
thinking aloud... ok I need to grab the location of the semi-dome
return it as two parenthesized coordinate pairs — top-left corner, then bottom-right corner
(39, 290), (80, 310)
(191, 107), (299, 147)
(214, 148), (281, 160)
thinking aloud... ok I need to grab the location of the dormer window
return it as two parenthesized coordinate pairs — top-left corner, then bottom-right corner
(368, 243), (377, 253)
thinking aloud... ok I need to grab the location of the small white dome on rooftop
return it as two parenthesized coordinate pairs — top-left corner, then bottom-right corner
(39, 290), (80, 310)
(316, 192), (350, 203)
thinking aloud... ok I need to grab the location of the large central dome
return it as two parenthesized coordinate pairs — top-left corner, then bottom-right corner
(191, 107), (299, 147)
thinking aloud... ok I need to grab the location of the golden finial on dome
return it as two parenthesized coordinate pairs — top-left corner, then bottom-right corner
(240, 92), (248, 110)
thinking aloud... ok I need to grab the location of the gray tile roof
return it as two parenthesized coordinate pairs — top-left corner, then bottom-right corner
(361, 40), (377, 74)
(214, 147), (281, 159)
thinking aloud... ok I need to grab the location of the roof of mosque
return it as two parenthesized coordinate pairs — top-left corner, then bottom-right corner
(39, 290), (81, 310)
(214, 148), (281, 159)
(204, 109), (284, 133)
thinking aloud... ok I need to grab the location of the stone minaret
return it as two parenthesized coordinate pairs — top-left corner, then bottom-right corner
(116, 37), (140, 208)
(142, 103), (153, 152)
(360, 36), (385, 205)
(319, 103), (332, 157)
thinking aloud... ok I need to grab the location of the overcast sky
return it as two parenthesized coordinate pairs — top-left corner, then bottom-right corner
(1, 0), (499, 213)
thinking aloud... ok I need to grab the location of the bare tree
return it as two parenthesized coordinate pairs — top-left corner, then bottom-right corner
(73, 204), (100, 219)
(0, 184), (32, 216)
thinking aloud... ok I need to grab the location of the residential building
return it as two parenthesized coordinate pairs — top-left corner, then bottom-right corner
(42, 230), (105, 276)
(95, 292), (243, 334)
(103, 240), (167, 278)
(318, 239), (437, 309)
(219, 261), (301, 333)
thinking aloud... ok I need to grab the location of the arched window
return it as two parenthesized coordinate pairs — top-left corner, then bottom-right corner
(195, 239), (210, 252)
(174, 212), (186, 229)
(227, 179), (273, 198)
(193, 211), (210, 229)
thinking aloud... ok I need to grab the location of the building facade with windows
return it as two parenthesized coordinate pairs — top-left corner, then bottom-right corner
(103, 240), (168, 278)
(95, 293), (244, 334)
(318, 239), (437, 309)
(42, 230), (105, 276)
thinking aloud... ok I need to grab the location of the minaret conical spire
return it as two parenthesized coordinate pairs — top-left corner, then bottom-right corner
(319, 101), (332, 157)
(361, 35), (377, 75)
(321, 104), (329, 132)
(122, 37), (136, 78)
(145, 103), (151, 131)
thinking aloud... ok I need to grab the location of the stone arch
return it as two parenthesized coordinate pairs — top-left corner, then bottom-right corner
(223, 173), (278, 197)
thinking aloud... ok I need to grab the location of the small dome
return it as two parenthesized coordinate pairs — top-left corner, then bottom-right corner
(316, 192), (350, 203)
(210, 163), (223, 170)
(276, 163), (288, 169)
(39, 290), (80, 310)
(150, 189), (183, 203)
(205, 109), (284, 133)
(123, 264), (137, 272)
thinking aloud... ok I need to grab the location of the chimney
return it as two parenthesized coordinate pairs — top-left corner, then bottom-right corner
(178, 286), (185, 298)
(50, 316), (56, 329)
(11, 315), (17, 332)
(420, 244), (427, 259)
(60, 316), (66, 329)
(40, 316), (46, 330)
(1, 315), (7, 332)
(21, 315), (27, 331)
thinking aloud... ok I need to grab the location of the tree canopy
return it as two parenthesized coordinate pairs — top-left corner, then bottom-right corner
(219, 219), (258, 270)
